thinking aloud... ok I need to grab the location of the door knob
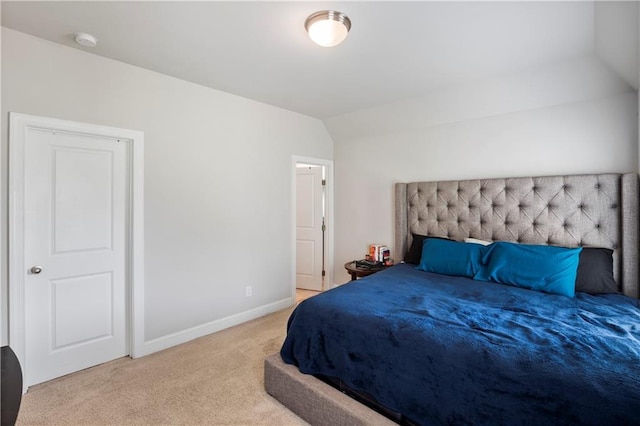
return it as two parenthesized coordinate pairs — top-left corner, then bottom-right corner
(30, 266), (43, 274)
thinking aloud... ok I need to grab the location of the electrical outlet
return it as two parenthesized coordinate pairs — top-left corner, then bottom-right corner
(246, 286), (252, 297)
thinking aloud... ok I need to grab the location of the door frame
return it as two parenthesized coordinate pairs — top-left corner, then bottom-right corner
(291, 156), (334, 300)
(8, 113), (145, 390)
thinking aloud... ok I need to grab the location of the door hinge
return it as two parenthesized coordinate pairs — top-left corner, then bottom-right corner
(322, 179), (326, 186)
(322, 270), (326, 277)
(322, 223), (326, 232)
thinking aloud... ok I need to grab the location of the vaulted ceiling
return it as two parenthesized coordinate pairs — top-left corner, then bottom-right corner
(1, 1), (636, 119)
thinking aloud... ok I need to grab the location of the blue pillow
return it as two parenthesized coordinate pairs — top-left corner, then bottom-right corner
(416, 238), (487, 278)
(474, 242), (582, 297)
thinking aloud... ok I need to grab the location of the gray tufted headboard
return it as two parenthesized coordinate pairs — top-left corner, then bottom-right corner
(395, 173), (639, 298)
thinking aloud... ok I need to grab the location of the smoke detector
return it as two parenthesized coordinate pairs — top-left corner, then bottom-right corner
(74, 32), (97, 48)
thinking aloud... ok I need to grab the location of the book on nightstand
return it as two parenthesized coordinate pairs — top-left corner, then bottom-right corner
(368, 244), (391, 263)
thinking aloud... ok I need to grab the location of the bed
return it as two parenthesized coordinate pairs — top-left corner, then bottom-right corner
(265, 173), (640, 425)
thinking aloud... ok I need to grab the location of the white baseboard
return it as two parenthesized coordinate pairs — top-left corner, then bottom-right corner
(136, 298), (293, 357)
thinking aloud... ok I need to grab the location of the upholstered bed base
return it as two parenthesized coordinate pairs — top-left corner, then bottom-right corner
(264, 353), (395, 425)
(266, 172), (640, 424)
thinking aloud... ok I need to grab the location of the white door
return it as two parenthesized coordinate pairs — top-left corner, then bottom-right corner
(296, 166), (324, 291)
(24, 128), (129, 387)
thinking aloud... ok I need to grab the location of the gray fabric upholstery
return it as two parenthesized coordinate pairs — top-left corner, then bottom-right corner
(394, 183), (408, 268)
(264, 353), (395, 426)
(395, 173), (639, 298)
(621, 173), (639, 298)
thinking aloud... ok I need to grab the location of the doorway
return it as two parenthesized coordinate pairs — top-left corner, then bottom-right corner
(292, 157), (333, 299)
(8, 113), (145, 390)
(296, 164), (325, 291)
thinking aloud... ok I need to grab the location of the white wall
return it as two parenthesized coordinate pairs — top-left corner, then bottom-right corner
(1, 28), (334, 348)
(328, 57), (638, 284)
(595, 1), (639, 90)
(326, 56), (631, 141)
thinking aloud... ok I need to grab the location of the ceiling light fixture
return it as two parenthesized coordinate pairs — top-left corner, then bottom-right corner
(74, 32), (98, 48)
(305, 10), (351, 47)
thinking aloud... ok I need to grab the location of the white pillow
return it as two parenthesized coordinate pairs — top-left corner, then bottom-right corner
(465, 237), (491, 246)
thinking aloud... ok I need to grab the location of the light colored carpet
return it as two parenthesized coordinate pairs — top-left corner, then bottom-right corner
(17, 306), (309, 425)
(295, 289), (320, 304)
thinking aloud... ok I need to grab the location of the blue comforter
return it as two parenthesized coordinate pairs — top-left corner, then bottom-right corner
(281, 264), (640, 425)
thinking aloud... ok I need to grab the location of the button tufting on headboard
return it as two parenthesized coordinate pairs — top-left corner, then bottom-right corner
(397, 173), (640, 298)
